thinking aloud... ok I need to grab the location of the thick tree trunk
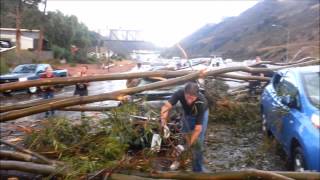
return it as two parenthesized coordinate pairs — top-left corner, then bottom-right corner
(37, 29), (44, 59)
(1, 60), (319, 122)
(0, 60), (317, 92)
(15, 0), (22, 52)
(0, 140), (57, 165)
(0, 71), (201, 122)
(119, 170), (320, 180)
(59, 105), (115, 112)
(0, 96), (69, 113)
(0, 160), (64, 176)
(0, 150), (41, 163)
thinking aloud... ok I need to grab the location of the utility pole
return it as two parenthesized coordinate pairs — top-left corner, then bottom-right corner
(15, 0), (22, 53)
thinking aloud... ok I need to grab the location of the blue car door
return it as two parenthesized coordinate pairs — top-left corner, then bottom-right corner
(268, 74), (287, 140)
(262, 73), (281, 133)
(274, 73), (302, 151)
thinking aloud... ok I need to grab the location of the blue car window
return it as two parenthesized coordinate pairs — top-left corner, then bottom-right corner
(302, 72), (320, 108)
(277, 78), (300, 109)
(13, 64), (37, 73)
(272, 74), (282, 89)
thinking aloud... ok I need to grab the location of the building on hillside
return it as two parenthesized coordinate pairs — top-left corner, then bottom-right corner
(130, 50), (160, 62)
(0, 28), (49, 50)
(87, 46), (114, 59)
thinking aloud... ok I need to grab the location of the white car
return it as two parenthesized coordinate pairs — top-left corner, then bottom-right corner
(209, 58), (225, 67)
(225, 59), (233, 64)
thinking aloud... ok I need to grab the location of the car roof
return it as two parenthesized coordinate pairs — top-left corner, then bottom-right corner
(16, 64), (48, 66)
(278, 65), (320, 74)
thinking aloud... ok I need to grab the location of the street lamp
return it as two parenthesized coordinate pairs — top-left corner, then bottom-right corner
(272, 24), (290, 62)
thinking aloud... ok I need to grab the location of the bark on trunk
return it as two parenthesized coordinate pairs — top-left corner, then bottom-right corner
(15, 0), (22, 52)
(0, 150), (41, 163)
(118, 170), (320, 180)
(0, 71), (201, 122)
(0, 160), (64, 176)
(59, 106), (115, 112)
(0, 60), (318, 121)
(0, 96), (68, 113)
(0, 59), (317, 92)
(0, 140), (56, 165)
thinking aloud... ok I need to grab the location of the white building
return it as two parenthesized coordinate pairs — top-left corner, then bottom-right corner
(0, 28), (42, 50)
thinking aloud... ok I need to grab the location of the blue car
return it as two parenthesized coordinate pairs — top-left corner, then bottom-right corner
(261, 65), (320, 172)
(0, 64), (68, 94)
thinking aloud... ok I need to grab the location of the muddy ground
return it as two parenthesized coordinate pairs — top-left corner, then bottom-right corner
(204, 122), (287, 172)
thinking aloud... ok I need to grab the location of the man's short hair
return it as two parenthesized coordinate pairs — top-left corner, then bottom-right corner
(184, 82), (199, 96)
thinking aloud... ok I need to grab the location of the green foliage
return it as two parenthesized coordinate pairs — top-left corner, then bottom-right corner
(52, 45), (65, 59)
(111, 54), (125, 61)
(0, 50), (38, 71)
(204, 79), (229, 110)
(23, 103), (160, 178)
(24, 117), (128, 179)
(52, 45), (73, 62)
(209, 100), (261, 132)
(204, 78), (261, 130)
(87, 55), (98, 64)
(69, 62), (77, 67)
(0, 57), (10, 74)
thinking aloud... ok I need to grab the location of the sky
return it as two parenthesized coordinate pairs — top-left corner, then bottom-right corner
(44, 0), (259, 47)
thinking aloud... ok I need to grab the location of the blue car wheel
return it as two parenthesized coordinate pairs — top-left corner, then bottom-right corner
(293, 146), (306, 172)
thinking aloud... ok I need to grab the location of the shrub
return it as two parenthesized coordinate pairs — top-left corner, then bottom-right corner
(52, 45), (65, 59)
(0, 57), (10, 74)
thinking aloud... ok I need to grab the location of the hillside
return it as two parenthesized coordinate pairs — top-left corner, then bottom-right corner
(162, 0), (320, 61)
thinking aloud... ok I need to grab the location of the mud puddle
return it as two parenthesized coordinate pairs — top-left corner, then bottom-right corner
(204, 121), (287, 172)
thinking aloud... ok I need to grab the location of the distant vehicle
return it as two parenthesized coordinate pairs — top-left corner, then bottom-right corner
(208, 57), (225, 68)
(172, 57), (181, 60)
(0, 40), (16, 53)
(243, 59), (255, 66)
(0, 64), (68, 94)
(261, 65), (320, 172)
(225, 59), (233, 63)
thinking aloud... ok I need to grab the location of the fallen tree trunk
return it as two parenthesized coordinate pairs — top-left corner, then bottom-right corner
(59, 105), (116, 112)
(217, 74), (270, 81)
(0, 59), (317, 92)
(0, 75), (267, 113)
(1, 60), (319, 122)
(0, 96), (70, 113)
(0, 140), (57, 165)
(0, 160), (65, 176)
(249, 57), (317, 67)
(120, 169), (320, 180)
(0, 71), (201, 122)
(0, 150), (42, 163)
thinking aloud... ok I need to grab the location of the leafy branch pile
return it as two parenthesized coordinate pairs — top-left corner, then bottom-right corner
(23, 103), (160, 179)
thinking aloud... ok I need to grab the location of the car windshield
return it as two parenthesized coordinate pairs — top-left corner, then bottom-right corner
(13, 65), (37, 73)
(302, 72), (320, 108)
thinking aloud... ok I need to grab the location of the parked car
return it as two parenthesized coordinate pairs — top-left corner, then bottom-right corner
(225, 58), (233, 64)
(209, 57), (225, 67)
(0, 64), (68, 94)
(261, 65), (320, 172)
(0, 39), (16, 53)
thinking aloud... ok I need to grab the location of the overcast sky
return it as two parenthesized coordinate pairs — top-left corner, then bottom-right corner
(44, 0), (259, 47)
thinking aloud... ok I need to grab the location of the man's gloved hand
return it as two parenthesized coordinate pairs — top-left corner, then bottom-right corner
(163, 125), (170, 139)
(173, 144), (185, 157)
